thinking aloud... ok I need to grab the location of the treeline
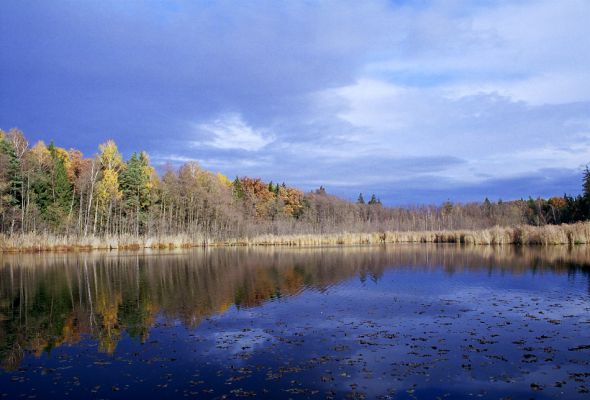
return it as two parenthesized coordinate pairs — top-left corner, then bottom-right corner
(1, 128), (589, 240)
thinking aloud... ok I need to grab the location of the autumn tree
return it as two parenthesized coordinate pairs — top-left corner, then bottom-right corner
(94, 140), (124, 234)
(240, 177), (276, 218)
(2, 128), (588, 240)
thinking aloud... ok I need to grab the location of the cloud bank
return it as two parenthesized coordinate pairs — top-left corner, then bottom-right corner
(1, 0), (588, 204)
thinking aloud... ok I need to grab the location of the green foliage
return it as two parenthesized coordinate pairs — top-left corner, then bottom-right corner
(39, 143), (74, 227)
(0, 135), (21, 207)
(119, 152), (154, 234)
(121, 152), (152, 211)
(52, 150), (72, 209)
(583, 166), (590, 199)
(232, 176), (245, 199)
(5, 127), (590, 237)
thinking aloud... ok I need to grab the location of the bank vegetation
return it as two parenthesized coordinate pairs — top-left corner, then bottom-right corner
(1, 128), (590, 252)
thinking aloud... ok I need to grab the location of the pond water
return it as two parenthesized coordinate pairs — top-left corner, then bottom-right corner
(1, 245), (590, 399)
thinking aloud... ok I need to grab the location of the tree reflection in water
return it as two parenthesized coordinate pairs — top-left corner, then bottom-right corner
(1, 245), (589, 370)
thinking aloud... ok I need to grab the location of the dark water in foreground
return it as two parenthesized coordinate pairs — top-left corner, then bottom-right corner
(1, 246), (590, 399)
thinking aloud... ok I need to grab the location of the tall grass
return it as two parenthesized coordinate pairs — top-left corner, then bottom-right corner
(0, 233), (207, 252)
(226, 221), (590, 247)
(1, 221), (590, 252)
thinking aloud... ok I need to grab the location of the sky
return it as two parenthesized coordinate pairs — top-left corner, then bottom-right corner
(1, 0), (589, 205)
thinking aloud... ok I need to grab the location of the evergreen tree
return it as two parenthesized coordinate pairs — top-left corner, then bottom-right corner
(232, 177), (245, 199)
(579, 166), (590, 220)
(29, 143), (52, 217)
(121, 152), (153, 233)
(368, 194), (378, 205)
(44, 143), (73, 227)
(583, 166), (590, 199)
(357, 193), (365, 204)
(52, 154), (72, 210)
(0, 134), (21, 208)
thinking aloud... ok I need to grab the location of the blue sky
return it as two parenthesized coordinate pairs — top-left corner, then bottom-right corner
(1, 0), (589, 205)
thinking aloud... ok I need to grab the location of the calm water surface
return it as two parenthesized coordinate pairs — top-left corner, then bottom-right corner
(1, 245), (590, 399)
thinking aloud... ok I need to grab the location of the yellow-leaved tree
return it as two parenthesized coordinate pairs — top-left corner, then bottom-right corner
(94, 140), (123, 234)
(216, 172), (232, 188)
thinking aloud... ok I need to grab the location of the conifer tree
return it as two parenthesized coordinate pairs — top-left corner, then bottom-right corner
(232, 177), (245, 199)
(0, 133), (21, 208)
(583, 166), (590, 199)
(357, 193), (365, 204)
(43, 143), (73, 228)
(121, 152), (153, 234)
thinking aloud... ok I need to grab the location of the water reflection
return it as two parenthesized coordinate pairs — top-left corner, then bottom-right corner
(1, 245), (588, 371)
(0, 245), (589, 398)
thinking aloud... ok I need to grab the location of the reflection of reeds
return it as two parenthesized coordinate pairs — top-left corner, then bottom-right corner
(1, 244), (589, 370)
(2, 222), (590, 252)
(1, 343), (24, 371)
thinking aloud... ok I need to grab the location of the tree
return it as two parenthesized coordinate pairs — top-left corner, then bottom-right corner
(232, 176), (245, 199)
(0, 132), (21, 207)
(121, 152), (154, 235)
(3, 127), (587, 241)
(583, 166), (590, 199)
(216, 172), (232, 188)
(44, 143), (73, 228)
(95, 140), (124, 234)
(240, 177), (276, 218)
(95, 170), (121, 214)
(278, 186), (304, 218)
(27, 141), (53, 230)
(0, 131), (23, 233)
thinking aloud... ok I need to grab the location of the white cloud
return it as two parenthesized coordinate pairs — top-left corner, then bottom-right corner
(316, 74), (590, 185)
(367, 0), (590, 106)
(143, 0), (590, 201)
(303, 0), (590, 191)
(446, 72), (590, 106)
(196, 113), (274, 151)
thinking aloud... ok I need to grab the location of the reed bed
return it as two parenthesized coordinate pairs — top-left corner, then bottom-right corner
(225, 221), (590, 247)
(1, 222), (590, 252)
(0, 233), (207, 252)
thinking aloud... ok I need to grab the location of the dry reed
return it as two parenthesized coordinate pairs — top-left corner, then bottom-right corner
(1, 221), (590, 252)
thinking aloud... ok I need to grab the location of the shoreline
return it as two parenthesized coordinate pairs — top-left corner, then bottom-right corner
(1, 221), (590, 253)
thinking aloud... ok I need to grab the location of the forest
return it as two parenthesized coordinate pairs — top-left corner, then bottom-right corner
(1, 128), (590, 244)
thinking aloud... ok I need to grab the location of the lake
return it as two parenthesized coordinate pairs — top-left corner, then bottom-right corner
(1, 245), (589, 399)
